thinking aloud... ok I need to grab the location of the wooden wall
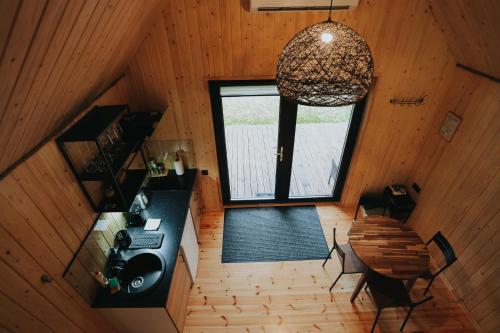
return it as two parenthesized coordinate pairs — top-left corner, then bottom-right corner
(0, 80), (128, 332)
(0, 0), (162, 176)
(0, 0), (165, 330)
(65, 212), (127, 305)
(407, 67), (500, 333)
(119, 0), (456, 211)
(429, 0), (500, 78)
(406, 3), (500, 331)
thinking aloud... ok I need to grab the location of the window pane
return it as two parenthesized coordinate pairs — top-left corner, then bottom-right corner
(222, 95), (280, 200)
(289, 104), (354, 198)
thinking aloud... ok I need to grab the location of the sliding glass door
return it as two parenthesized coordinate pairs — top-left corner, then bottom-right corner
(209, 80), (366, 205)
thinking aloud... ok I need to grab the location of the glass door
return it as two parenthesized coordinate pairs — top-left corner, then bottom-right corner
(210, 81), (281, 204)
(210, 80), (366, 205)
(288, 104), (355, 199)
(222, 85), (280, 200)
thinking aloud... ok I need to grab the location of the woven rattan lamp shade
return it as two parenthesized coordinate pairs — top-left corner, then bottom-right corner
(277, 20), (374, 107)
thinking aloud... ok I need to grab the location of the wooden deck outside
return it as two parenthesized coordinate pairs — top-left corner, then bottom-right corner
(225, 123), (349, 200)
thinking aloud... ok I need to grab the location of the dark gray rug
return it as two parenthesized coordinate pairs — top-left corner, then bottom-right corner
(222, 206), (329, 263)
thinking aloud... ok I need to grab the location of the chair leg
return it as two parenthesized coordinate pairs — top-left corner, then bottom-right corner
(371, 309), (382, 333)
(354, 203), (361, 220)
(424, 277), (435, 295)
(322, 246), (336, 268)
(329, 273), (343, 292)
(400, 307), (414, 332)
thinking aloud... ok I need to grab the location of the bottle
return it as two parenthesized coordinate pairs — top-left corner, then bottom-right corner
(108, 277), (121, 295)
(93, 271), (109, 288)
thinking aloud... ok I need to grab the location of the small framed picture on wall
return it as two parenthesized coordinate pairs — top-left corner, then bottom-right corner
(440, 112), (461, 142)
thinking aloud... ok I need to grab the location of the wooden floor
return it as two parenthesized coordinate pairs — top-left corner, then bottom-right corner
(225, 124), (348, 200)
(184, 206), (477, 333)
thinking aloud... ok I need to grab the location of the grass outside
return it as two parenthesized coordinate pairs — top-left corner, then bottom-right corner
(222, 96), (353, 125)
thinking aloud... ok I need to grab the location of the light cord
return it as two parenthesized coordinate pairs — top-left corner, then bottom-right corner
(327, 0), (333, 21)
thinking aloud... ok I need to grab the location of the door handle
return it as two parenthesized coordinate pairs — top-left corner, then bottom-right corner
(273, 146), (284, 162)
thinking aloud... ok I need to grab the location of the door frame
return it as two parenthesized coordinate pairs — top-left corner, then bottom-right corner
(209, 79), (367, 206)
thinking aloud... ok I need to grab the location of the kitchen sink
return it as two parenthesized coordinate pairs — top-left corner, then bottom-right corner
(117, 251), (165, 296)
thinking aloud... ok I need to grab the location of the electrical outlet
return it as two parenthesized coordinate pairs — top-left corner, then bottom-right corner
(201, 169), (209, 175)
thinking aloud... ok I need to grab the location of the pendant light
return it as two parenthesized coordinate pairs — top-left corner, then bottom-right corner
(276, 0), (374, 107)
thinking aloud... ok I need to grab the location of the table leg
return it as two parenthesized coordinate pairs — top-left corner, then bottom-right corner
(405, 278), (417, 291)
(350, 270), (368, 303)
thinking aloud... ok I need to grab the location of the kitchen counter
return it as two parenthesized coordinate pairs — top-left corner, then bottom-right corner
(93, 169), (197, 308)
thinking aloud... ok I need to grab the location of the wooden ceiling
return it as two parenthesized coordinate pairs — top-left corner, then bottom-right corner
(429, 0), (500, 78)
(0, 0), (163, 176)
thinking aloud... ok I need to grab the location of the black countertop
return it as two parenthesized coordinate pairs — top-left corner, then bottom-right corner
(93, 169), (197, 308)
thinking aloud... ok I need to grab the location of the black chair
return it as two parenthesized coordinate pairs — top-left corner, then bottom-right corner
(354, 193), (387, 220)
(364, 270), (433, 332)
(322, 228), (366, 291)
(420, 231), (457, 295)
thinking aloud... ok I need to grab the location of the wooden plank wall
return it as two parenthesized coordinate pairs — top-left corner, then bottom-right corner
(0, 82), (128, 333)
(407, 4), (500, 331)
(0, 2), (162, 331)
(65, 212), (127, 305)
(0, 0), (162, 176)
(428, 0), (500, 78)
(119, 0), (456, 211)
(407, 67), (500, 333)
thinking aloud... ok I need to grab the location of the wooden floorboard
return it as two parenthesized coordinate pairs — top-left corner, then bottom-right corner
(184, 206), (477, 333)
(225, 124), (348, 200)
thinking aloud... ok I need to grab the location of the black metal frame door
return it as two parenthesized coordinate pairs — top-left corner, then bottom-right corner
(275, 96), (367, 203)
(209, 79), (282, 205)
(209, 79), (367, 205)
(274, 97), (297, 201)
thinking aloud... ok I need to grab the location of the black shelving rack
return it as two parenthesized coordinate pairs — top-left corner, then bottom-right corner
(56, 105), (162, 212)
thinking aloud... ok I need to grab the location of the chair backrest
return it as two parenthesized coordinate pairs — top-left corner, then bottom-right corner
(427, 231), (457, 265)
(366, 270), (412, 307)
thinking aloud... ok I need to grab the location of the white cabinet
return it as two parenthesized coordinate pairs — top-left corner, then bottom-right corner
(180, 209), (199, 282)
(189, 179), (202, 236)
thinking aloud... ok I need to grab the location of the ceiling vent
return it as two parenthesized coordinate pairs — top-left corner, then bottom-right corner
(249, 0), (359, 12)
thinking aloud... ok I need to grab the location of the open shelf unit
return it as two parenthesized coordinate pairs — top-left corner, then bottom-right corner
(57, 105), (163, 212)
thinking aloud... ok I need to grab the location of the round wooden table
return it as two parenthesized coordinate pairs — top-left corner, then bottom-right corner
(348, 217), (430, 302)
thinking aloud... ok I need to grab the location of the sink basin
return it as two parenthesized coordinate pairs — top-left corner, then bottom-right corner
(120, 251), (165, 296)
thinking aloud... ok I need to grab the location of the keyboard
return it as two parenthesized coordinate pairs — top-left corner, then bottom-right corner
(128, 233), (164, 249)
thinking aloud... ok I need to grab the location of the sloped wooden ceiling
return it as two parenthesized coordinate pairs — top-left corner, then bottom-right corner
(429, 0), (500, 77)
(0, 0), (163, 176)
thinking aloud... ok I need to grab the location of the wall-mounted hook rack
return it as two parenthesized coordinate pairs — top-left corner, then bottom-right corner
(390, 97), (425, 106)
